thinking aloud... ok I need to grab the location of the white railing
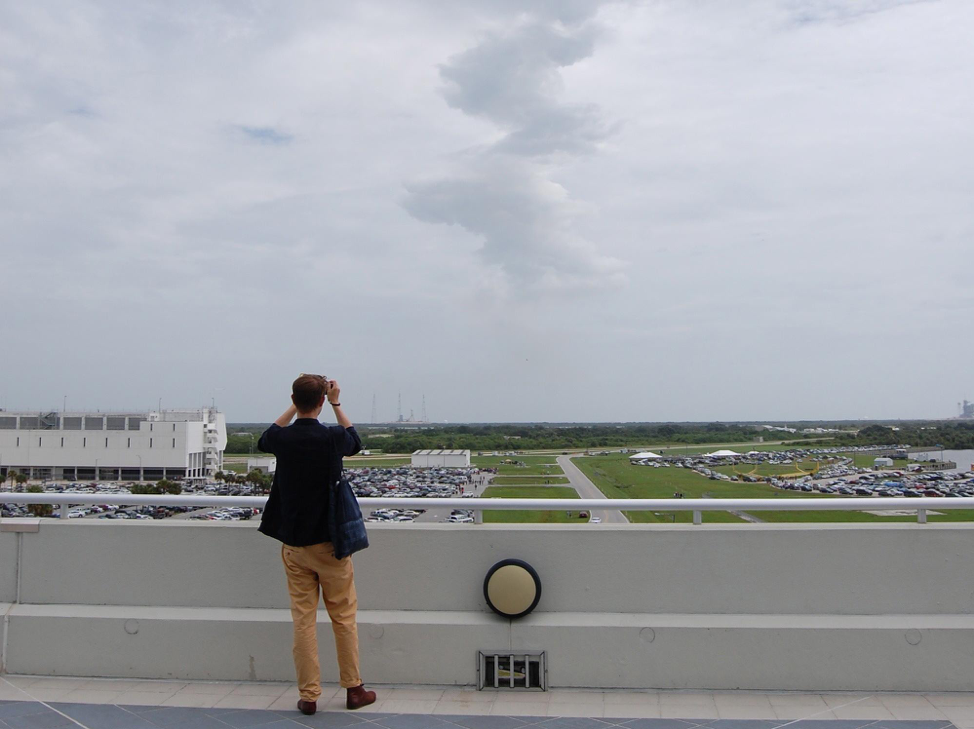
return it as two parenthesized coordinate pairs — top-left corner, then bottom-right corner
(1, 493), (971, 523)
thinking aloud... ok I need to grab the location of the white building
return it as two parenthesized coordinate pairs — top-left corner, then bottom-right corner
(874, 457), (894, 469)
(0, 409), (227, 482)
(411, 449), (471, 468)
(246, 457), (277, 475)
(705, 449), (742, 458)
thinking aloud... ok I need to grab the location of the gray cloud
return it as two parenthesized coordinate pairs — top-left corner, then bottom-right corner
(785, 0), (939, 24)
(1, 0), (972, 422)
(238, 126), (293, 144)
(405, 156), (625, 293)
(403, 8), (626, 292)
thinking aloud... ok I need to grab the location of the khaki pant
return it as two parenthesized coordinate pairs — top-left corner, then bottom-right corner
(281, 542), (362, 699)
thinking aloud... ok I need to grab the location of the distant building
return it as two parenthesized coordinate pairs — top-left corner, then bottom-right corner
(918, 460), (956, 472)
(705, 449), (742, 458)
(0, 408), (226, 482)
(246, 457), (277, 475)
(960, 400), (974, 419)
(411, 449), (471, 467)
(874, 457), (894, 469)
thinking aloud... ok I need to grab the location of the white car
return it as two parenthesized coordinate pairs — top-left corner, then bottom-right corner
(591, 517), (602, 524)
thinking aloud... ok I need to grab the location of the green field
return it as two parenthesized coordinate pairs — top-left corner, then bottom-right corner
(754, 508), (974, 523)
(839, 453), (911, 469)
(490, 475), (570, 485)
(472, 455), (558, 467)
(494, 464), (564, 476)
(632, 442), (822, 457)
(224, 456), (412, 471)
(710, 460), (822, 478)
(482, 485), (584, 524)
(571, 453), (974, 524)
(345, 458), (411, 468)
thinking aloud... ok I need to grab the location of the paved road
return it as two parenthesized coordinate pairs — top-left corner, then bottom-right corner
(700, 492), (764, 523)
(557, 455), (628, 524)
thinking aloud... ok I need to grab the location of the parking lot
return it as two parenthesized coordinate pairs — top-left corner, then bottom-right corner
(347, 466), (490, 523)
(630, 447), (974, 499)
(1, 467), (493, 523)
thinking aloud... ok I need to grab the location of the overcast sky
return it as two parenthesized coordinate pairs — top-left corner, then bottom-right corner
(1, 0), (972, 423)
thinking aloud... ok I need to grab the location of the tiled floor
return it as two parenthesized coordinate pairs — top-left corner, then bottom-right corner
(1, 676), (972, 729)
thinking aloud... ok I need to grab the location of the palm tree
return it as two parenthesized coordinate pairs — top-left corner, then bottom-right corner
(26, 485), (52, 518)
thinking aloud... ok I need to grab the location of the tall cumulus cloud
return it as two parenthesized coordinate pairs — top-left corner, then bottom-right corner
(403, 5), (626, 294)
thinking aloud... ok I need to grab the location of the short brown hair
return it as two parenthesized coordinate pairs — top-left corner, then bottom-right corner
(292, 374), (327, 412)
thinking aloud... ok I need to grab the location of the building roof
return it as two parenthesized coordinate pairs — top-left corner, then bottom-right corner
(705, 449), (741, 457)
(412, 449), (470, 456)
(630, 451), (662, 459)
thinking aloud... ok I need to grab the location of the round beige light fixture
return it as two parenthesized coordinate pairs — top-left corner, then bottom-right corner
(483, 559), (542, 619)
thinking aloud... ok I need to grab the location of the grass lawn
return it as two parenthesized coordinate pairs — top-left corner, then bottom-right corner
(574, 455), (760, 523)
(839, 453), (911, 470)
(490, 475), (570, 485)
(222, 462), (246, 474)
(572, 453), (968, 524)
(638, 442), (829, 457)
(494, 464), (565, 476)
(473, 455), (558, 467)
(711, 460), (822, 478)
(754, 509), (974, 523)
(482, 485), (584, 524)
(344, 457), (411, 468)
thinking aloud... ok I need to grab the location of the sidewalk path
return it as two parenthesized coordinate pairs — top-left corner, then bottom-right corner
(557, 455), (628, 524)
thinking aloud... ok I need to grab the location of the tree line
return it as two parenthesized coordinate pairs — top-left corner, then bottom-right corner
(226, 422), (821, 454)
(834, 422), (974, 450)
(224, 421), (974, 455)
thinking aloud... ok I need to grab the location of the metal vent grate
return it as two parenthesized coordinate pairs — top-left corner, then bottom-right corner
(478, 651), (546, 691)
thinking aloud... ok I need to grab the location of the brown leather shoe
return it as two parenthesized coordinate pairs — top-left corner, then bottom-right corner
(297, 699), (317, 715)
(346, 684), (376, 710)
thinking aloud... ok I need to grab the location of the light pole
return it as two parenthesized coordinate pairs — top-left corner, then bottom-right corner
(240, 432), (255, 456)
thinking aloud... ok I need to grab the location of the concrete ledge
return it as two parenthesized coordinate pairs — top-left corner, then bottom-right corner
(17, 521), (974, 615)
(514, 613), (974, 692)
(0, 602), (12, 674)
(6, 605), (974, 691)
(4, 605), (509, 685)
(0, 532), (16, 603)
(0, 519), (40, 533)
(7, 521), (974, 691)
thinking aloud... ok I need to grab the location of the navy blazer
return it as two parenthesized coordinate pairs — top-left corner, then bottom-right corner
(257, 418), (361, 547)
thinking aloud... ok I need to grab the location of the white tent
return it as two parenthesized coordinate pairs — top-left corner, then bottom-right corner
(705, 449), (741, 458)
(629, 451), (662, 461)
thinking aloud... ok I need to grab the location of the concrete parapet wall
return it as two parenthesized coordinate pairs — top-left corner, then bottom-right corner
(2, 520), (974, 690)
(5, 605), (507, 686)
(12, 521), (974, 615)
(0, 532), (17, 603)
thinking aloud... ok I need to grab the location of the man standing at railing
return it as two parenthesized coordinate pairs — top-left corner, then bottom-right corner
(257, 374), (377, 714)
